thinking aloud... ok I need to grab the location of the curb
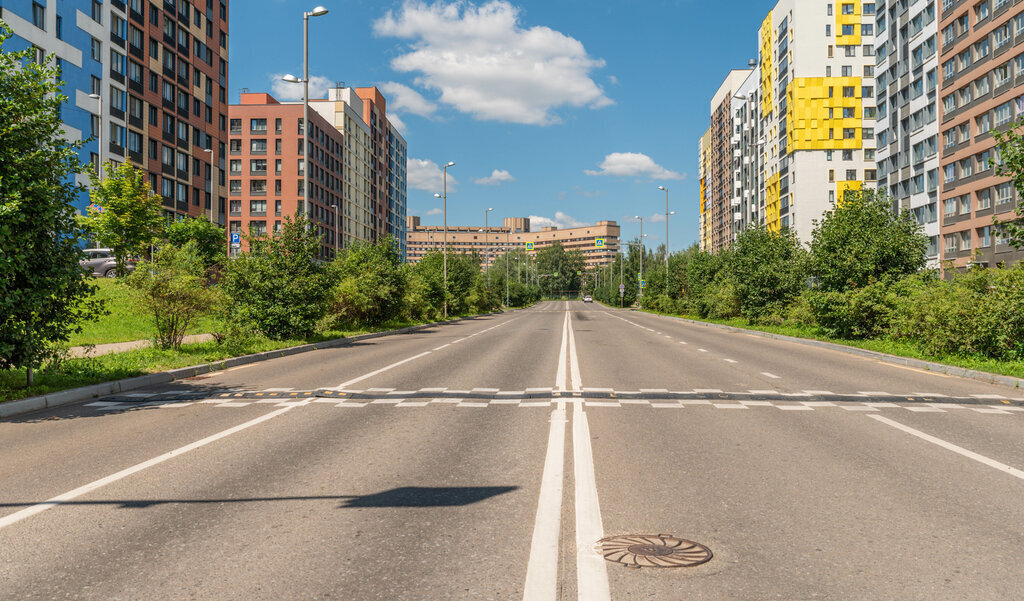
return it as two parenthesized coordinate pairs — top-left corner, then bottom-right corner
(630, 308), (1024, 390)
(0, 311), (508, 420)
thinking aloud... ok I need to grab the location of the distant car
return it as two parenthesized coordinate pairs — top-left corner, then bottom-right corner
(80, 248), (135, 278)
(582, 295), (593, 303)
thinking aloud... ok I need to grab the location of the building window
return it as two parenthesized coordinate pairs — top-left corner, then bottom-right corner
(251, 118), (267, 133)
(250, 200), (267, 215)
(92, 0), (103, 23)
(250, 139), (267, 154)
(32, 2), (46, 30)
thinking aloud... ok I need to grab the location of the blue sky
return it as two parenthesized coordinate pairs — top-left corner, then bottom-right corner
(231, 0), (769, 250)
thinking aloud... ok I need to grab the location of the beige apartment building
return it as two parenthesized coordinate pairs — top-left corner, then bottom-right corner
(405, 217), (621, 268)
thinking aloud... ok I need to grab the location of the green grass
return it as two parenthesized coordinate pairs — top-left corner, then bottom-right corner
(69, 278), (219, 346)
(637, 309), (1024, 382)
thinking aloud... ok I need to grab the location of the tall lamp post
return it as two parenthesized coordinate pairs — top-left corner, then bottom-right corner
(634, 216), (645, 299)
(331, 203), (339, 257)
(433, 161), (455, 318)
(658, 186), (675, 294)
(88, 92), (103, 179)
(484, 207), (493, 282)
(505, 229), (510, 306)
(281, 5), (328, 223)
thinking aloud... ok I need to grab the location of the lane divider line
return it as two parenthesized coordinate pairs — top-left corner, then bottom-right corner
(868, 415), (1024, 481)
(573, 399), (611, 601)
(334, 352), (432, 389)
(555, 312), (569, 391)
(0, 405), (299, 530)
(521, 401), (568, 601)
(567, 310), (582, 392)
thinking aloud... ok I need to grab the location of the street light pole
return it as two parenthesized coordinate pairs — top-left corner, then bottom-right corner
(485, 207), (493, 283)
(634, 216), (644, 299)
(505, 229), (510, 306)
(434, 161), (455, 319)
(331, 203), (339, 257)
(658, 186), (674, 294)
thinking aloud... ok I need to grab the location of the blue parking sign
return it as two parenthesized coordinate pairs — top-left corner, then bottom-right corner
(230, 232), (240, 245)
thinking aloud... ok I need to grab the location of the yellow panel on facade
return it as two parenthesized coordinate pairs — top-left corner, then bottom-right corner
(700, 177), (707, 214)
(766, 173), (781, 233)
(760, 11), (774, 119)
(786, 77), (864, 152)
(836, 180), (863, 206)
(836, 0), (862, 46)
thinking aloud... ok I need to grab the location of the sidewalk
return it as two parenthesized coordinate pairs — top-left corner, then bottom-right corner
(70, 334), (215, 358)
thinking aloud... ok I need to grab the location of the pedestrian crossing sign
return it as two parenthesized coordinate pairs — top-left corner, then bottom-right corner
(577, 270), (582, 275)
(640, 280), (646, 288)
(526, 242), (534, 250)
(595, 238), (605, 248)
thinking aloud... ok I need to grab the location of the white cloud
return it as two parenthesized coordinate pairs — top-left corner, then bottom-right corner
(426, 207), (444, 216)
(407, 158), (459, 192)
(584, 152), (685, 181)
(374, 1), (612, 125)
(378, 81), (439, 118)
(608, 75), (619, 85)
(474, 169), (515, 185)
(388, 112), (408, 135)
(270, 73), (332, 101)
(528, 211), (589, 231)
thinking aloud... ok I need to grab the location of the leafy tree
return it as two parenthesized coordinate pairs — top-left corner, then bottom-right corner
(127, 241), (219, 349)
(730, 225), (808, 322)
(991, 117), (1024, 248)
(808, 188), (928, 291)
(80, 161), (165, 276)
(536, 242), (585, 295)
(0, 26), (100, 383)
(165, 216), (225, 270)
(221, 216), (332, 339)
(327, 237), (408, 327)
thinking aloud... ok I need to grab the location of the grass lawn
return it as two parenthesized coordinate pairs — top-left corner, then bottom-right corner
(69, 278), (219, 346)
(638, 309), (1024, 382)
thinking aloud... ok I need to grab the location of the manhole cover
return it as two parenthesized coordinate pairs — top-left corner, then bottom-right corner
(595, 534), (712, 569)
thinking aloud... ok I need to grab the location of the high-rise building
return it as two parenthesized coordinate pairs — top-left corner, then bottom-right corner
(708, 69), (754, 253)
(405, 216), (621, 269)
(1, 0), (104, 209)
(1, 1), (230, 222)
(698, 128), (712, 252)
(354, 87), (408, 258)
(875, 0), (941, 265)
(937, 0), (1024, 270)
(760, 0), (878, 241)
(228, 93), (344, 259)
(731, 64), (764, 239)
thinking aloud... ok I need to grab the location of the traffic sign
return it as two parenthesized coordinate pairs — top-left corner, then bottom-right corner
(525, 242), (534, 250)
(595, 238), (605, 248)
(230, 232), (241, 245)
(619, 284), (625, 291)
(640, 280), (646, 288)
(576, 270), (582, 275)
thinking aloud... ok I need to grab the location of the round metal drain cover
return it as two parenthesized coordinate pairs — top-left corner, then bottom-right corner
(595, 534), (712, 569)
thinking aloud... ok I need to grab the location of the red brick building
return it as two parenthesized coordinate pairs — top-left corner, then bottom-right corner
(228, 93), (345, 258)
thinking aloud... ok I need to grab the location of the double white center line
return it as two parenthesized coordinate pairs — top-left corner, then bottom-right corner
(524, 309), (610, 601)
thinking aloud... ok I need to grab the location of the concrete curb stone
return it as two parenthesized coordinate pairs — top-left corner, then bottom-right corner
(637, 310), (1024, 390)
(0, 310), (509, 420)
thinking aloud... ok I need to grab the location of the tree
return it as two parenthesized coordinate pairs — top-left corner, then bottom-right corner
(730, 225), (808, 322)
(0, 25), (100, 384)
(327, 237), (408, 327)
(80, 161), (165, 276)
(165, 216), (225, 270)
(809, 188), (928, 291)
(536, 242), (585, 295)
(991, 117), (1024, 248)
(127, 241), (219, 349)
(221, 216), (333, 339)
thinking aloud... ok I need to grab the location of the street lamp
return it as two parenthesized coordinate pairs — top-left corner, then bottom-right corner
(434, 161), (455, 318)
(505, 229), (510, 306)
(658, 186), (675, 294)
(88, 93), (103, 179)
(634, 215), (645, 299)
(331, 203), (339, 257)
(282, 5), (328, 225)
(484, 207), (493, 280)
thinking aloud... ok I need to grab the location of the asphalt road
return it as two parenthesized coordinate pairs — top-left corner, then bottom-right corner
(2, 301), (1022, 600)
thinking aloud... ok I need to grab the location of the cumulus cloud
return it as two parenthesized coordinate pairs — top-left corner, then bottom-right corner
(474, 169), (515, 185)
(528, 211), (589, 231)
(407, 158), (459, 192)
(425, 207), (444, 216)
(584, 152), (685, 181)
(388, 112), (408, 135)
(270, 73), (332, 101)
(378, 81), (439, 118)
(373, 0), (612, 125)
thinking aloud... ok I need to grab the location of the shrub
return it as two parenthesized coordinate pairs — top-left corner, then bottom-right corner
(327, 238), (407, 327)
(730, 225), (808, 323)
(165, 217), (225, 270)
(808, 279), (896, 339)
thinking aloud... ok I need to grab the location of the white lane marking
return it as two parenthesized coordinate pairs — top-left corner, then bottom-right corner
(869, 415), (1024, 481)
(450, 337), (467, 344)
(698, 349), (709, 353)
(522, 402), (568, 601)
(555, 312), (569, 391)
(693, 388), (723, 393)
(723, 359), (738, 364)
(803, 390), (835, 395)
(567, 311), (582, 392)
(679, 341), (688, 345)
(0, 406), (297, 530)
(573, 401), (611, 601)
(761, 372), (781, 379)
(433, 344), (451, 350)
(777, 405), (814, 411)
(971, 394), (1009, 400)
(334, 351), (431, 389)
(714, 404), (748, 409)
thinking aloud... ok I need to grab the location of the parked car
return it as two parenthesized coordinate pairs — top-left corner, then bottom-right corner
(582, 295), (593, 303)
(80, 248), (135, 278)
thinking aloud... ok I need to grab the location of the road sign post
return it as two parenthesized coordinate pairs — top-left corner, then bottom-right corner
(526, 242), (534, 251)
(595, 238), (605, 248)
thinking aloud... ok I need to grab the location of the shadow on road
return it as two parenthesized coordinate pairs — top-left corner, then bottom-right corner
(0, 486), (520, 510)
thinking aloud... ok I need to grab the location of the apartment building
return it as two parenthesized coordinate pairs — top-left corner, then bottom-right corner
(938, 0), (1024, 270)
(228, 92), (344, 259)
(698, 128), (712, 251)
(708, 70), (754, 253)
(731, 64), (765, 238)
(875, 0), (941, 265)
(353, 88), (409, 258)
(1, 0), (104, 208)
(405, 217), (621, 268)
(1, 1), (229, 221)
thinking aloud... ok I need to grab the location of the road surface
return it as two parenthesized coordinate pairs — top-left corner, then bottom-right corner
(2, 301), (1022, 600)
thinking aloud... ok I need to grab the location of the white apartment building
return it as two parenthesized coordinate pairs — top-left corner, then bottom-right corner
(731, 64), (765, 236)
(875, 0), (941, 264)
